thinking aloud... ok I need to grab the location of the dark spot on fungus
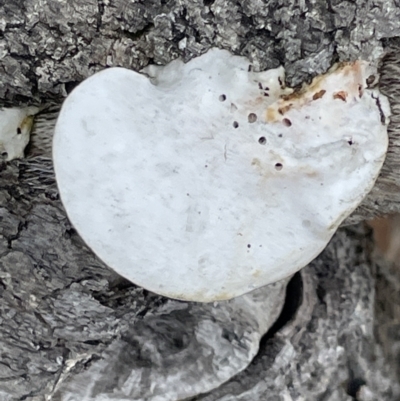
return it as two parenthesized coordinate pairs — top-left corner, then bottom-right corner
(16, 127), (22, 134)
(312, 89), (326, 100)
(275, 163), (283, 171)
(282, 118), (292, 127)
(248, 64), (252, 72)
(371, 93), (386, 124)
(264, 92), (269, 97)
(233, 121), (239, 128)
(264, 86), (269, 91)
(1, 152), (8, 158)
(248, 113), (257, 123)
(278, 134), (283, 138)
(247, 244), (251, 248)
(258, 137), (266, 145)
(278, 104), (292, 115)
(205, 165), (208, 168)
(258, 82), (263, 90)
(219, 94), (226, 102)
(278, 76), (284, 88)
(366, 75), (375, 87)
(348, 139), (353, 145)
(358, 84), (363, 98)
(281, 94), (292, 101)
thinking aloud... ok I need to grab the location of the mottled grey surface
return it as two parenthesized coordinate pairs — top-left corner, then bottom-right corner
(2, 0), (400, 400)
(190, 227), (400, 401)
(51, 284), (286, 401)
(1, 0), (400, 106)
(374, 252), (400, 392)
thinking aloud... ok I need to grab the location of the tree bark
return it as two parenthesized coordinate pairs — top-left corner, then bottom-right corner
(1, 0), (400, 400)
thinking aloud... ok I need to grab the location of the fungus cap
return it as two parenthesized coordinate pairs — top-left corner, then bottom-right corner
(53, 49), (389, 302)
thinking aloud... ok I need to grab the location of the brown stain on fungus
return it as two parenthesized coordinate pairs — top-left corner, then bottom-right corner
(306, 170), (319, 178)
(20, 115), (35, 133)
(312, 89), (326, 100)
(281, 93), (299, 102)
(266, 107), (279, 122)
(333, 91), (348, 101)
(278, 103), (293, 115)
(251, 158), (262, 168)
(265, 61), (365, 123)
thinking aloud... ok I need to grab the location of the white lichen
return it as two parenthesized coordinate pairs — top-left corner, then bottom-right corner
(53, 49), (390, 302)
(0, 107), (39, 161)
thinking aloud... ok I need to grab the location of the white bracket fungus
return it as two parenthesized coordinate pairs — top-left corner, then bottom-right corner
(0, 107), (39, 161)
(53, 49), (390, 302)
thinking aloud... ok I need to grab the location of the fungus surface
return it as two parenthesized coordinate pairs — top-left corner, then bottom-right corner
(0, 107), (39, 161)
(53, 49), (390, 302)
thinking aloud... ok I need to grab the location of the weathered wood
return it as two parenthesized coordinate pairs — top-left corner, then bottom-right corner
(2, 0), (400, 400)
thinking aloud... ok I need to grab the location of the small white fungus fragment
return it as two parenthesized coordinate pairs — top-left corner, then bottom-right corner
(0, 107), (39, 161)
(53, 49), (390, 302)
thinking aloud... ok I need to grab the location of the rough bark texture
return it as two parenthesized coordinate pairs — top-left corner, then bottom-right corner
(1, 0), (400, 400)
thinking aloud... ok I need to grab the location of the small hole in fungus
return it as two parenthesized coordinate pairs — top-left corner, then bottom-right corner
(233, 121), (239, 128)
(264, 92), (269, 97)
(275, 163), (283, 171)
(16, 127), (22, 134)
(258, 137), (266, 145)
(247, 244), (251, 248)
(1, 152), (8, 158)
(248, 65), (252, 72)
(278, 134), (283, 138)
(348, 140), (353, 145)
(219, 94), (226, 102)
(248, 113), (257, 123)
(282, 118), (292, 127)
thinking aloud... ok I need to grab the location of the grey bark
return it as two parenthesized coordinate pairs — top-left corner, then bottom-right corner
(1, 0), (400, 400)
